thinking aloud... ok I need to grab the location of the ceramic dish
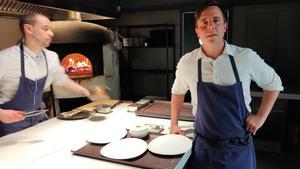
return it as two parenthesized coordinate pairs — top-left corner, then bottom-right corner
(129, 124), (149, 138)
(148, 134), (192, 155)
(86, 128), (127, 144)
(57, 110), (90, 120)
(96, 104), (112, 114)
(100, 138), (148, 160)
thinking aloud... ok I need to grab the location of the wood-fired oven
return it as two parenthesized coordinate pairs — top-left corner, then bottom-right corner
(61, 53), (93, 79)
(48, 20), (114, 113)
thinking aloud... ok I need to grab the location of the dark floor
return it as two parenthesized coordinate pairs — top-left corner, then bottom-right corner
(256, 147), (300, 169)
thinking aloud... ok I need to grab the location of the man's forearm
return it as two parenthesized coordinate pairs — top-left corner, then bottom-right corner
(171, 94), (185, 126)
(256, 90), (280, 120)
(246, 90), (280, 135)
(63, 78), (88, 95)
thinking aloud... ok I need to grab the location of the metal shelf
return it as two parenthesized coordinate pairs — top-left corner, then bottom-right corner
(119, 23), (176, 100)
(251, 91), (300, 100)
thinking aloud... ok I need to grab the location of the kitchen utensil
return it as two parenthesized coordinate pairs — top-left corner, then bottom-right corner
(86, 128), (127, 144)
(24, 109), (49, 118)
(100, 138), (148, 160)
(148, 134), (192, 155)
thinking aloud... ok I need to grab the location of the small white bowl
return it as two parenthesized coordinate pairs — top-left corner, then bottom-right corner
(96, 104), (111, 114)
(129, 125), (149, 138)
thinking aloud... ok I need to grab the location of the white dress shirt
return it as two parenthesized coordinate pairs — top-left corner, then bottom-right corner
(172, 42), (283, 115)
(0, 44), (68, 104)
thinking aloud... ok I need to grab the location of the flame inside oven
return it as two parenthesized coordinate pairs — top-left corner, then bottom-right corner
(61, 53), (93, 79)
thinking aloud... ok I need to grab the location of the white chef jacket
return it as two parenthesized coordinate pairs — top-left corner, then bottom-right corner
(172, 42), (283, 115)
(0, 44), (68, 104)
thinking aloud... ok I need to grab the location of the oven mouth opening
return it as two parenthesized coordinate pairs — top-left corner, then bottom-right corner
(61, 53), (93, 79)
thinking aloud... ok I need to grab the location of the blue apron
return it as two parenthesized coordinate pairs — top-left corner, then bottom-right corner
(0, 43), (48, 136)
(189, 55), (256, 169)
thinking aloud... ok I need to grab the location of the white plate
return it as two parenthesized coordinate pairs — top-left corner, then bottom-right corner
(100, 138), (148, 159)
(148, 134), (192, 155)
(86, 128), (127, 144)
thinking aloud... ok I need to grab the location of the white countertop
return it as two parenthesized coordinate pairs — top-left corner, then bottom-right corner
(0, 102), (194, 169)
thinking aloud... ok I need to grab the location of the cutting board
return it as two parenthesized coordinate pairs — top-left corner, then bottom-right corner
(136, 100), (194, 121)
(76, 99), (120, 110)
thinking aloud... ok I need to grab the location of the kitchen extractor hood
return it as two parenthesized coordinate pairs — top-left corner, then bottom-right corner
(18, 0), (120, 18)
(0, 0), (116, 20)
(52, 19), (113, 44)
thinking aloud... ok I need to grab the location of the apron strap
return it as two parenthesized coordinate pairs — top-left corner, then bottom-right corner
(229, 55), (240, 82)
(20, 43), (25, 77)
(198, 58), (202, 82)
(42, 51), (49, 76)
(20, 43), (49, 77)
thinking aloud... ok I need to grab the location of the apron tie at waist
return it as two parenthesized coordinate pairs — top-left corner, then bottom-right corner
(195, 131), (251, 146)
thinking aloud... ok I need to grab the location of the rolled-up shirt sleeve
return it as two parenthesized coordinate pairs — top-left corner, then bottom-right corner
(172, 56), (190, 95)
(45, 50), (68, 87)
(250, 51), (283, 91)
